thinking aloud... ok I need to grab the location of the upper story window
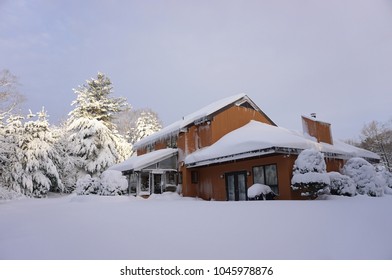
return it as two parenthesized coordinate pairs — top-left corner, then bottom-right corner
(166, 135), (178, 148)
(146, 143), (155, 153)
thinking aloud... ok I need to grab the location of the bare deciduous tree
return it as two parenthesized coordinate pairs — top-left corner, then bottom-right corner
(360, 120), (392, 171)
(0, 69), (25, 116)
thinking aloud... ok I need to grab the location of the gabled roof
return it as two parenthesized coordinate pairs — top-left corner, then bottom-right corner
(110, 148), (178, 172)
(133, 94), (275, 150)
(184, 121), (380, 167)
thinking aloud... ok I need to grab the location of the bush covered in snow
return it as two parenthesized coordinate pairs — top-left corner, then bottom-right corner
(375, 166), (392, 195)
(291, 149), (330, 199)
(98, 170), (128, 196)
(342, 157), (383, 197)
(248, 183), (276, 200)
(75, 175), (100, 195)
(75, 171), (128, 196)
(328, 172), (356, 197)
(0, 186), (24, 201)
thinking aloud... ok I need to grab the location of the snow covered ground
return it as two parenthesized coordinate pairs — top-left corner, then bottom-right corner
(0, 193), (391, 260)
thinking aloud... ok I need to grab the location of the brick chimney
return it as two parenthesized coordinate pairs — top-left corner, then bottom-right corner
(302, 115), (333, 145)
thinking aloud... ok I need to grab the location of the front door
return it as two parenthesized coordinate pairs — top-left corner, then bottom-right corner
(152, 173), (163, 194)
(225, 171), (247, 201)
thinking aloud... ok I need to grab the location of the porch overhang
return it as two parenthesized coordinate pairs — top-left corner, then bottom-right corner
(110, 148), (178, 173)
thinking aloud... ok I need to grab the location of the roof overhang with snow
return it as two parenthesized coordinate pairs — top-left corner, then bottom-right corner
(184, 121), (380, 168)
(110, 148), (178, 172)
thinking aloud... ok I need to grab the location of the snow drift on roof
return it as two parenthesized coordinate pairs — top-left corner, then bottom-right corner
(184, 121), (380, 167)
(109, 148), (178, 172)
(133, 93), (249, 149)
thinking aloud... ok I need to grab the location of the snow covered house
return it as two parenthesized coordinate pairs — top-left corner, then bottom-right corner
(111, 94), (380, 200)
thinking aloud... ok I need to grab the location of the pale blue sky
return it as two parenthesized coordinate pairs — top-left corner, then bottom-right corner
(1, 0), (392, 139)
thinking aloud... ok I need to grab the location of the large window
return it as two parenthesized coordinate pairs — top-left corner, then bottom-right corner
(253, 164), (278, 194)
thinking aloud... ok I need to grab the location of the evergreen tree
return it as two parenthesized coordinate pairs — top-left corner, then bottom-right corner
(67, 72), (131, 177)
(291, 149), (330, 199)
(19, 109), (63, 197)
(70, 72), (127, 129)
(0, 114), (25, 194)
(52, 124), (78, 192)
(1, 109), (62, 197)
(126, 109), (162, 146)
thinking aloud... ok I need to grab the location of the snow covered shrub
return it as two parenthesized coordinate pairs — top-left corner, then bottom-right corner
(75, 175), (100, 195)
(247, 183), (276, 200)
(328, 172), (356, 197)
(98, 170), (128, 196)
(342, 158), (383, 197)
(291, 149), (330, 199)
(0, 186), (23, 201)
(375, 166), (392, 195)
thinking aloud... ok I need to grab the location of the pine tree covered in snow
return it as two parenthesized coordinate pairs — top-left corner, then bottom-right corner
(0, 114), (26, 194)
(291, 149), (330, 199)
(67, 72), (131, 177)
(19, 109), (63, 197)
(342, 157), (383, 197)
(70, 72), (127, 129)
(52, 124), (78, 193)
(126, 109), (162, 147)
(0, 109), (63, 197)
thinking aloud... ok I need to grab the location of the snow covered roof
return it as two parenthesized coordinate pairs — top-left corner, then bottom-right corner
(184, 121), (380, 167)
(109, 148), (178, 172)
(133, 94), (274, 149)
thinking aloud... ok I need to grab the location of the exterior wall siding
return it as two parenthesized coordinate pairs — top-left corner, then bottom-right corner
(211, 106), (274, 144)
(302, 116), (333, 145)
(183, 154), (297, 201)
(137, 104), (273, 158)
(182, 154), (346, 201)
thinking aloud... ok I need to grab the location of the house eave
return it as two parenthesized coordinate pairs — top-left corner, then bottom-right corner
(184, 145), (379, 168)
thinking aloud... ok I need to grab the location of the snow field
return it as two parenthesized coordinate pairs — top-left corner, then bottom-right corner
(1, 193), (391, 260)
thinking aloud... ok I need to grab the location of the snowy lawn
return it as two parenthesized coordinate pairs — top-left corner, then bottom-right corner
(0, 193), (391, 260)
